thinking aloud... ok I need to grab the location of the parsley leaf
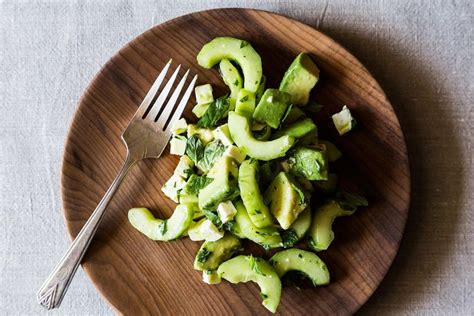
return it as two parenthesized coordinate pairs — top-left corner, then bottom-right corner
(202, 209), (222, 228)
(281, 228), (299, 248)
(239, 95), (249, 103)
(240, 40), (249, 48)
(197, 140), (225, 172)
(158, 221), (167, 236)
(197, 96), (230, 128)
(185, 135), (205, 164)
(183, 174), (213, 195)
(291, 182), (306, 205)
(248, 256), (266, 276)
(196, 248), (212, 263)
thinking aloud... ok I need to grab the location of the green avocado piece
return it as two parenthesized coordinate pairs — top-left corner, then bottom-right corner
(264, 172), (308, 230)
(313, 173), (338, 193)
(128, 205), (194, 241)
(253, 89), (291, 129)
(270, 249), (330, 286)
(217, 255), (282, 313)
(235, 89), (256, 119)
(197, 37), (262, 93)
(194, 233), (241, 271)
(318, 140), (342, 162)
(288, 145), (329, 181)
(273, 118), (317, 139)
(233, 201), (282, 249)
(279, 53), (320, 105)
(198, 156), (239, 210)
(281, 207), (312, 248)
(219, 59), (242, 109)
(282, 106), (306, 125)
(228, 111), (295, 161)
(308, 200), (355, 251)
(238, 160), (274, 228)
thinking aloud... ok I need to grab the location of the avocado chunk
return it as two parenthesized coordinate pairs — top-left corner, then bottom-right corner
(232, 201), (281, 249)
(235, 89), (256, 119)
(288, 145), (329, 181)
(253, 89), (291, 129)
(281, 106), (306, 125)
(128, 205), (194, 241)
(198, 155), (239, 210)
(270, 249), (330, 286)
(197, 37), (262, 93)
(238, 160), (274, 228)
(194, 233), (241, 271)
(228, 111), (295, 161)
(307, 195), (368, 251)
(264, 172), (308, 229)
(281, 207), (312, 248)
(279, 53), (320, 105)
(217, 255), (282, 313)
(319, 140), (342, 162)
(219, 59), (243, 109)
(273, 118), (317, 139)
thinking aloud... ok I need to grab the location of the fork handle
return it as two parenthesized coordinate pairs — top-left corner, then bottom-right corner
(37, 155), (136, 310)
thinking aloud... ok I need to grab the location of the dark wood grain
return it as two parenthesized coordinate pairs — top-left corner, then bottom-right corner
(61, 8), (410, 315)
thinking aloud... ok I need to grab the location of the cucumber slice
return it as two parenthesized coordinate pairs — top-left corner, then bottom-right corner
(228, 111), (295, 161)
(217, 255), (282, 313)
(233, 201), (282, 249)
(128, 205), (194, 241)
(238, 160), (274, 228)
(308, 200), (354, 251)
(197, 37), (262, 93)
(219, 59), (242, 109)
(194, 233), (241, 271)
(270, 249), (329, 285)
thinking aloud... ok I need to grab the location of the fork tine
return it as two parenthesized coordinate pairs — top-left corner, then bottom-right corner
(156, 69), (190, 128)
(145, 65), (181, 121)
(134, 60), (171, 118)
(165, 74), (198, 133)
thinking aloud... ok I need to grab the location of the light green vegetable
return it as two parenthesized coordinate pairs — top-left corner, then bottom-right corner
(228, 111), (295, 161)
(235, 89), (256, 119)
(273, 118), (317, 139)
(128, 206), (194, 241)
(194, 233), (241, 271)
(332, 105), (356, 135)
(217, 255), (282, 313)
(219, 59), (242, 109)
(288, 146), (328, 181)
(238, 159), (273, 228)
(197, 37), (262, 93)
(270, 249), (329, 285)
(253, 89), (291, 129)
(281, 207), (311, 248)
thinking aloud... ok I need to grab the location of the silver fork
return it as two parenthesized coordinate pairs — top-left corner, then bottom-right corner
(37, 61), (197, 310)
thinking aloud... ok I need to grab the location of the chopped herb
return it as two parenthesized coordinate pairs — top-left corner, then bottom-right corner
(260, 293), (268, 300)
(197, 140), (225, 172)
(281, 229), (299, 248)
(233, 79), (240, 86)
(249, 256), (266, 276)
(239, 95), (249, 103)
(185, 135), (205, 164)
(197, 96), (230, 128)
(158, 221), (167, 236)
(202, 209), (222, 228)
(240, 40), (249, 48)
(223, 220), (236, 232)
(183, 174), (213, 195)
(291, 183), (306, 205)
(254, 209), (262, 214)
(196, 248), (212, 263)
(298, 254), (303, 259)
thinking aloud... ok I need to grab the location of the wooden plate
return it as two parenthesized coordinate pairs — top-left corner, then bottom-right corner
(62, 8), (410, 315)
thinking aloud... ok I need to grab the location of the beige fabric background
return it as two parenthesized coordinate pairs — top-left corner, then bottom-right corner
(1, 0), (472, 315)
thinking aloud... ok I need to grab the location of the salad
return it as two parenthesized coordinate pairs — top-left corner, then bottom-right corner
(127, 37), (367, 313)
